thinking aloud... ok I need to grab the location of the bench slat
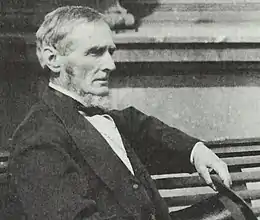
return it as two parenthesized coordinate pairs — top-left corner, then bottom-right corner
(223, 155), (260, 166)
(164, 189), (260, 206)
(212, 145), (260, 154)
(155, 171), (260, 189)
(206, 137), (260, 147)
(168, 206), (260, 217)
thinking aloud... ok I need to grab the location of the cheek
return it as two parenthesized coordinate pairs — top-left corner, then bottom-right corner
(76, 57), (100, 76)
(65, 60), (86, 78)
(64, 56), (102, 89)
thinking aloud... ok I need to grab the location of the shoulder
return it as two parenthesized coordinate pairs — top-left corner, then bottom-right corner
(109, 106), (144, 120)
(11, 100), (68, 149)
(109, 106), (150, 125)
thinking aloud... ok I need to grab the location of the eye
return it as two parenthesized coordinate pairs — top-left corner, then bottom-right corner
(108, 47), (116, 56)
(86, 47), (106, 57)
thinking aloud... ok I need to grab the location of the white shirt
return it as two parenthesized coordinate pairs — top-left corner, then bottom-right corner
(49, 82), (135, 175)
(80, 112), (135, 175)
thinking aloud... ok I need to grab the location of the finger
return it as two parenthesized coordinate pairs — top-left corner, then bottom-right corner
(213, 161), (232, 188)
(196, 165), (216, 191)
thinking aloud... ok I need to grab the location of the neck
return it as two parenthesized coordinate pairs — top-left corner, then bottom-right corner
(49, 81), (84, 104)
(49, 81), (111, 110)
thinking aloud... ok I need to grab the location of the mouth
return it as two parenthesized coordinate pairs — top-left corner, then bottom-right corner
(94, 78), (108, 82)
(94, 74), (109, 81)
(93, 78), (109, 86)
(93, 71), (110, 84)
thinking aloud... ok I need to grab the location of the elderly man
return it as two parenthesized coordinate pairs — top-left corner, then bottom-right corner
(9, 6), (231, 220)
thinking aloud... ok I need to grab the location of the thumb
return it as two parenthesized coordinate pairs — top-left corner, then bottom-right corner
(197, 165), (216, 191)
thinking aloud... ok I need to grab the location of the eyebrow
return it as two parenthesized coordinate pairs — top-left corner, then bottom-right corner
(84, 45), (116, 55)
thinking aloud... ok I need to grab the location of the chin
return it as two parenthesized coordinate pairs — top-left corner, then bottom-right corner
(82, 93), (111, 111)
(98, 88), (110, 96)
(88, 87), (109, 97)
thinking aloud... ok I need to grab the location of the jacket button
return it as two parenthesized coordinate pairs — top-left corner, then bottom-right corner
(133, 184), (139, 189)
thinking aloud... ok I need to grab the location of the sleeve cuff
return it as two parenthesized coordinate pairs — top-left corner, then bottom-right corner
(190, 141), (204, 164)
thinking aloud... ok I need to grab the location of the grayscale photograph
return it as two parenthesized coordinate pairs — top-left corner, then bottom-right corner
(0, 0), (260, 219)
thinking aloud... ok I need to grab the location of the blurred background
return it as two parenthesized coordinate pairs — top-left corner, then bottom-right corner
(1, 0), (260, 147)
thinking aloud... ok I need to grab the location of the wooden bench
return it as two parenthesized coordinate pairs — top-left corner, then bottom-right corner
(0, 138), (260, 218)
(152, 138), (260, 218)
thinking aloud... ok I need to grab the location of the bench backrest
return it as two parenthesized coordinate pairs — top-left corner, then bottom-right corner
(152, 138), (260, 217)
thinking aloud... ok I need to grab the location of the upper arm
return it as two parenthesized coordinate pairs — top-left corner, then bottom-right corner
(110, 106), (199, 151)
(9, 111), (98, 220)
(110, 107), (199, 174)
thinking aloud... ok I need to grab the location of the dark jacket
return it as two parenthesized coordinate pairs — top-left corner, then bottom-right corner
(9, 87), (199, 220)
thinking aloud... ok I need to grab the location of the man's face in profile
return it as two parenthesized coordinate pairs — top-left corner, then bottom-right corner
(60, 21), (116, 97)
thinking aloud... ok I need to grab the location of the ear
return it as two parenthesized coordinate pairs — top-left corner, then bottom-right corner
(42, 46), (61, 73)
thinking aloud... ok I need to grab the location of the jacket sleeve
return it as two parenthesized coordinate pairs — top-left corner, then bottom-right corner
(9, 115), (103, 220)
(110, 107), (201, 174)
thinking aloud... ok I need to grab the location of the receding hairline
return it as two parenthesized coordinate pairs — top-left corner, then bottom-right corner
(57, 20), (113, 53)
(37, 17), (109, 52)
(36, 6), (105, 43)
(64, 19), (112, 38)
(35, 6), (108, 66)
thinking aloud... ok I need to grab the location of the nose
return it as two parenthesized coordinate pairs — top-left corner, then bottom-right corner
(102, 51), (116, 72)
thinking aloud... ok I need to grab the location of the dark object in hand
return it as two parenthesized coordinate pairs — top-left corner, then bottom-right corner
(170, 176), (257, 220)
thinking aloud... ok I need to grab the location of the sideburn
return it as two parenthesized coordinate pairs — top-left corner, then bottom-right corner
(65, 63), (83, 96)
(65, 64), (74, 76)
(65, 63), (77, 92)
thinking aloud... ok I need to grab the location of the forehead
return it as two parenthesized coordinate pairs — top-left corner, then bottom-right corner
(66, 21), (115, 50)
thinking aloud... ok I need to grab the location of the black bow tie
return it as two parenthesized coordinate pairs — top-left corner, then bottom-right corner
(76, 104), (106, 116)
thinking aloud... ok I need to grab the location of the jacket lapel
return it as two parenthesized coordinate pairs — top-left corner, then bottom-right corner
(42, 88), (152, 214)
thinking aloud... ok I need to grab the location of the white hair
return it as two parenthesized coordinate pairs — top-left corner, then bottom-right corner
(35, 6), (104, 68)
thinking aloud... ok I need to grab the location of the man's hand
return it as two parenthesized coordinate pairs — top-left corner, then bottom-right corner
(191, 142), (232, 190)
